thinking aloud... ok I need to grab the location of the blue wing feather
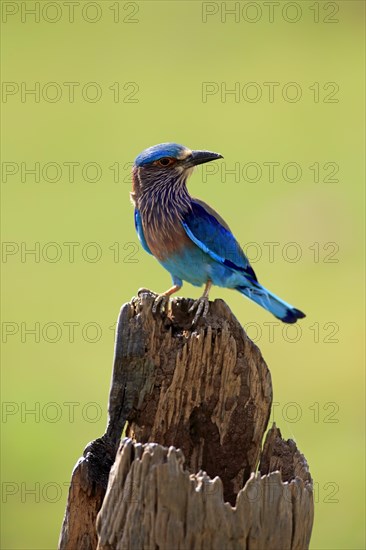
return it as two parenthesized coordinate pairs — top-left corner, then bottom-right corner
(134, 208), (152, 255)
(181, 199), (257, 281)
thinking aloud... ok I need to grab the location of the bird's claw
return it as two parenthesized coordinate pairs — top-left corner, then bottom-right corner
(137, 288), (171, 315)
(152, 294), (169, 315)
(189, 296), (210, 325)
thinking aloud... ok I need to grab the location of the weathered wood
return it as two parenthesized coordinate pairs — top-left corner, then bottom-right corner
(59, 293), (313, 550)
(59, 296), (150, 550)
(124, 294), (273, 504)
(58, 437), (116, 550)
(96, 431), (313, 550)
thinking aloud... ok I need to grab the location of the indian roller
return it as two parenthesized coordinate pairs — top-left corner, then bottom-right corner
(131, 143), (305, 324)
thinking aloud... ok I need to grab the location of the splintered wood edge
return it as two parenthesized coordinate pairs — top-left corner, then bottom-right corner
(259, 423), (313, 487)
(96, 437), (314, 550)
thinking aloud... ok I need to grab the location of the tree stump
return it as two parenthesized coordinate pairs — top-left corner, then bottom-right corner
(59, 293), (314, 550)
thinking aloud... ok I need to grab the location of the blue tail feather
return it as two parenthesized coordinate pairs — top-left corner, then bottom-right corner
(236, 283), (305, 324)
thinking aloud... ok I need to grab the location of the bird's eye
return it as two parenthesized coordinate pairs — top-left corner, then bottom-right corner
(154, 157), (175, 167)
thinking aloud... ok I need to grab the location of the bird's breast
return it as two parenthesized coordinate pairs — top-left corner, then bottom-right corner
(142, 214), (192, 261)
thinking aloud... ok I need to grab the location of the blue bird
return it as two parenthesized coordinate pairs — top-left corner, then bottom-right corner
(131, 143), (305, 324)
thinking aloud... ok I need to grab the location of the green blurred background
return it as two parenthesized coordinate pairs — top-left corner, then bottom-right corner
(1, 1), (364, 548)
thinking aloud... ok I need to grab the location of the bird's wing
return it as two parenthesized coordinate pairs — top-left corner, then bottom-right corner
(181, 199), (257, 281)
(134, 208), (153, 255)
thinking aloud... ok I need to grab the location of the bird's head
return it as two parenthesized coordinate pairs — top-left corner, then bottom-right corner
(131, 143), (223, 201)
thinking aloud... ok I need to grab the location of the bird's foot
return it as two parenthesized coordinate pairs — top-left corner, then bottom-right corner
(137, 288), (169, 315)
(188, 296), (210, 325)
(152, 294), (170, 315)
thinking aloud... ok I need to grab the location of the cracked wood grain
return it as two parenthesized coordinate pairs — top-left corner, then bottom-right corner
(59, 293), (313, 550)
(96, 432), (313, 550)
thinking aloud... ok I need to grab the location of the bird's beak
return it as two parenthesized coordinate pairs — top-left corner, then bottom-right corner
(186, 150), (223, 167)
